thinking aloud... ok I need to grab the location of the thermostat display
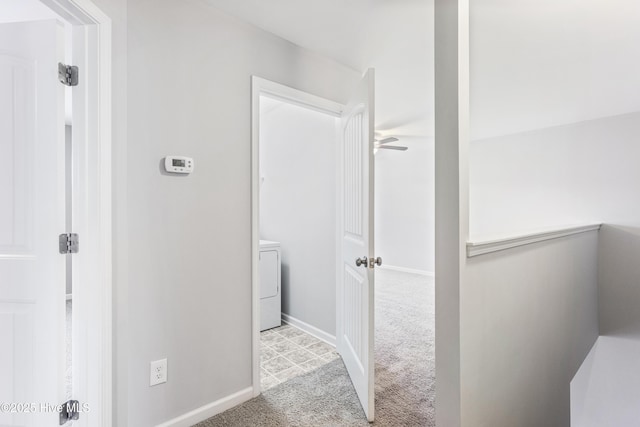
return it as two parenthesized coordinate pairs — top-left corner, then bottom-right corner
(164, 156), (193, 174)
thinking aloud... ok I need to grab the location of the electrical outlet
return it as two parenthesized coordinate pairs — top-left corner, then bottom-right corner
(150, 359), (167, 386)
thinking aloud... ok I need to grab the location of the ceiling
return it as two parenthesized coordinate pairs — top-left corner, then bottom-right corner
(470, 0), (640, 140)
(205, 0), (640, 142)
(6, 1), (637, 142)
(204, 0), (434, 141)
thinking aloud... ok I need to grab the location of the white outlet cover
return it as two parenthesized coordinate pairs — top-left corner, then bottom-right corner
(150, 358), (167, 386)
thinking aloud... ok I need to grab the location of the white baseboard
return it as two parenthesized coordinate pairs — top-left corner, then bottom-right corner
(378, 264), (434, 277)
(156, 386), (253, 427)
(281, 313), (336, 347)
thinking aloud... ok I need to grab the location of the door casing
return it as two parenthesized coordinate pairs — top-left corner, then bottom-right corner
(38, 1), (112, 425)
(250, 76), (344, 396)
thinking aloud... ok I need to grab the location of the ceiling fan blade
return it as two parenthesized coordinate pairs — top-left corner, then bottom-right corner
(376, 145), (408, 151)
(377, 137), (399, 145)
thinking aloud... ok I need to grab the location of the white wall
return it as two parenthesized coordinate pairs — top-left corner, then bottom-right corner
(470, 112), (640, 237)
(434, 1), (468, 424)
(434, 1), (604, 422)
(458, 1), (640, 425)
(87, 0), (360, 425)
(571, 335), (640, 427)
(469, 112), (640, 343)
(259, 97), (338, 336)
(598, 225), (640, 339)
(375, 138), (434, 274)
(462, 232), (599, 426)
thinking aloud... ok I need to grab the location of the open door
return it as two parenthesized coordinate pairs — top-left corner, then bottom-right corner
(337, 69), (376, 421)
(0, 20), (67, 426)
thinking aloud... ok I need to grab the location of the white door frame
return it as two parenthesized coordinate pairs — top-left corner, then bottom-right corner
(39, 0), (112, 425)
(250, 76), (343, 396)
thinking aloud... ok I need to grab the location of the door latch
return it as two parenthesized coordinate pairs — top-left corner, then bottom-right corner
(355, 256), (368, 268)
(369, 257), (382, 269)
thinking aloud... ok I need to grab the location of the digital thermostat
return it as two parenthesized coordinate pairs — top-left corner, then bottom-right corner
(164, 156), (194, 174)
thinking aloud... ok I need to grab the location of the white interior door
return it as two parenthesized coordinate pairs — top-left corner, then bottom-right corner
(337, 69), (375, 421)
(0, 20), (66, 426)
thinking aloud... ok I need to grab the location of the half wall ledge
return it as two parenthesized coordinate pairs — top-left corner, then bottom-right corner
(467, 223), (602, 258)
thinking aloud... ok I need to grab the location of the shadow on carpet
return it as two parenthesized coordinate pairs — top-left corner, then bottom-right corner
(195, 359), (367, 427)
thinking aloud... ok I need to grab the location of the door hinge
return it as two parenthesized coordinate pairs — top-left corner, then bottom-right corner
(59, 233), (79, 254)
(58, 63), (78, 87)
(59, 400), (80, 425)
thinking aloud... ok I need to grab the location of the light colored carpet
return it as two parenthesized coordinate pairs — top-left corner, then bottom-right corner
(195, 269), (435, 426)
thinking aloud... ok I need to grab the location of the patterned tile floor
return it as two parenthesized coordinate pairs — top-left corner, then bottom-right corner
(261, 324), (339, 391)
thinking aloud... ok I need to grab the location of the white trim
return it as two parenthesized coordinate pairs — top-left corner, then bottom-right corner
(282, 313), (336, 347)
(251, 76), (344, 397)
(66, 293), (73, 301)
(253, 77), (343, 117)
(39, 1), (112, 426)
(155, 387), (253, 427)
(250, 78), (260, 397)
(466, 224), (602, 258)
(378, 264), (434, 277)
(334, 116), (342, 358)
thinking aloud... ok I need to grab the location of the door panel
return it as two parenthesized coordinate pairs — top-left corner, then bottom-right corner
(0, 20), (66, 427)
(0, 55), (33, 254)
(343, 265), (364, 364)
(344, 111), (363, 237)
(337, 69), (375, 422)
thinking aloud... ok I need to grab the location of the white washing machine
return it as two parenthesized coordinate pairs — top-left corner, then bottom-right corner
(259, 240), (281, 331)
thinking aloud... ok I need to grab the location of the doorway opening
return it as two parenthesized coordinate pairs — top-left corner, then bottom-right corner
(251, 73), (377, 421)
(256, 93), (341, 390)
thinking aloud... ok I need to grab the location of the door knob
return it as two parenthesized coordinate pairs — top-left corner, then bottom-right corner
(370, 257), (382, 268)
(355, 257), (368, 267)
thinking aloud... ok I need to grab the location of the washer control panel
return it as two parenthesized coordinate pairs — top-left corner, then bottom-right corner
(164, 156), (194, 174)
